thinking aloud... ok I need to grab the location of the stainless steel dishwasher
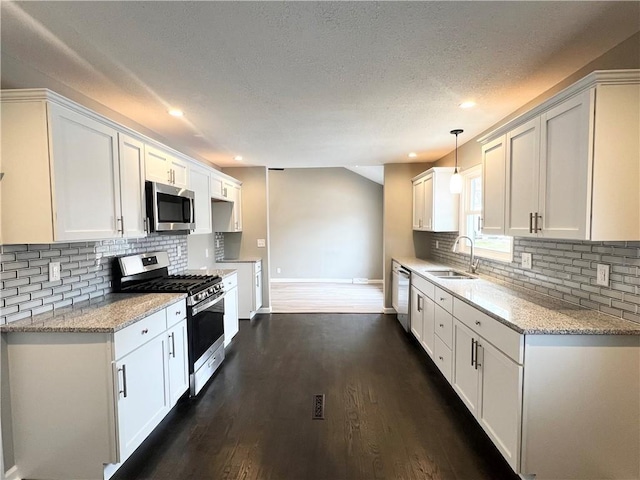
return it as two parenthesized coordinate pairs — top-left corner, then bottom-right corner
(391, 261), (410, 331)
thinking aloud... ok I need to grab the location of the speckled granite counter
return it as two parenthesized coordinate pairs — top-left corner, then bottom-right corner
(217, 257), (262, 263)
(186, 268), (237, 278)
(0, 293), (186, 333)
(394, 256), (640, 335)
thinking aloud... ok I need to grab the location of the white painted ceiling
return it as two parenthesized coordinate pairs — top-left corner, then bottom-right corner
(2, 1), (639, 171)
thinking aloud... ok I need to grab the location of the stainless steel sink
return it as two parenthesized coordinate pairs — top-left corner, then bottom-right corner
(424, 269), (476, 280)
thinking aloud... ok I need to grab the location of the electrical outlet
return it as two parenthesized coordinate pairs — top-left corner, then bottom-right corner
(49, 262), (61, 281)
(205, 248), (209, 258)
(257, 238), (266, 248)
(521, 252), (532, 269)
(277, 268), (282, 274)
(436, 240), (440, 249)
(597, 264), (610, 286)
(215, 239), (220, 248)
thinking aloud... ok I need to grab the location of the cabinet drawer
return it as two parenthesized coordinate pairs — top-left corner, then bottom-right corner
(223, 272), (238, 290)
(411, 273), (435, 300)
(166, 300), (186, 328)
(434, 287), (453, 313)
(453, 298), (523, 364)
(434, 305), (453, 348)
(114, 309), (167, 359)
(434, 335), (452, 383)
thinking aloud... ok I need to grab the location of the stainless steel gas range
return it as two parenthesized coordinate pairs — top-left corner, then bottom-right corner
(114, 251), (225, 396)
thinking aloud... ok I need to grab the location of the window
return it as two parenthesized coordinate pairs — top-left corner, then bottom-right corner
(458, 165), (513, 262)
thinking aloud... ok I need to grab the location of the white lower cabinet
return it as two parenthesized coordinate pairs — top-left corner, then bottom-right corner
(223, 272), (240, 346)
(406, 268), (640, 480)
(4, 300), (188, 480)
(214, 260), (262, 319)
(409, 274), (435, 358)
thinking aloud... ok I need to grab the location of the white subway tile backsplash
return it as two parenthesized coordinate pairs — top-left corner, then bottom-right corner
(0, 233), (188, 325)
(430, 233), (640, 325)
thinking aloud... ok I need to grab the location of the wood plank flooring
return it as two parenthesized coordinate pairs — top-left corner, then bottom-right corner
(112, 314), (518, 480)
(270, 282), (384, 313)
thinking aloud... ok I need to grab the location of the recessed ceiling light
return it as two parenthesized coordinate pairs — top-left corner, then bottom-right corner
(234, 156), (243, 161)
(408, 152), (417, 158)
(459, 101), (476, 109)
(168, 109), (184, 117)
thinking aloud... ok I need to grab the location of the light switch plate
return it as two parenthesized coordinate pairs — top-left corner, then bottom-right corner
(257, 239), (266, 248)
(277, 267), (282, 274)
(49, 262), (61, 281)
(521, 252), (532, 269)
(596, 264), (610, 286)
(436, 241), (440, 249)
(177, 246), (182, 257)
(205, 248), (209, 258)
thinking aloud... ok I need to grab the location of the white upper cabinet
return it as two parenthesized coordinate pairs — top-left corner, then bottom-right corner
(212, 179), (243, 233)
(481, 70), (640, 241)
(145, 144), (188, 188)
(412, 167), (459, 232)
(189, 163), (212, 235)
(0, 92), (146, 243)
(505, 117), (541, 237)
(118, 133), (147, 238)
(481, 135), (507, 235)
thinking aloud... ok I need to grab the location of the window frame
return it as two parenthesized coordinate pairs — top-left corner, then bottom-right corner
(457, 165), (514, 263)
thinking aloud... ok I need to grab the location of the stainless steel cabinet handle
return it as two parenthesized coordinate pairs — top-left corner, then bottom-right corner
(534, 212), (542, 233)
(167, 169), (172, 183)
(417, 295), (423, 312)
(477, 216), (482, 232)
(439, 323), (444, 328)
(475, 341), (481, 370)
(118, 365), (128, 398)
(171, 332), (176, 358)
(475, 320), (481, 326)
(438, 356), (444, 361)
(471, 338), (476, 367)
(141, 328), (149, 334)
(143, 217), (149, 234)
(175, 310), (181, 316)
(529, 212), (534, 233)
(120, 216), (125, 234)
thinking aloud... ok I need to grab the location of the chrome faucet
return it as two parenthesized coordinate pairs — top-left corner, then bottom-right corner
(452, 235), (480, 274)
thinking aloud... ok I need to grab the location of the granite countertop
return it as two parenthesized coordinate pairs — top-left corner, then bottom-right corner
(0, 293), (186, 333)
(187, 268), (237, 278)
(217, 257), (262, 263)
(394, 256), (640, 336)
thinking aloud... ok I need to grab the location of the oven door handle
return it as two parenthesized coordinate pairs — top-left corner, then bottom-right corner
(191, 293), (225, 316)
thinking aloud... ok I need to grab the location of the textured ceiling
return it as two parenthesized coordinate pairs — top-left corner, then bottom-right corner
(1, 1), (639, 170)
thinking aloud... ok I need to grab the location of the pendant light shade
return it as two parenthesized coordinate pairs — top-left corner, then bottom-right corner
(449, 129), (464, 194)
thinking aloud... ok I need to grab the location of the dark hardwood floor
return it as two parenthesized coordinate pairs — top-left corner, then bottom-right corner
(112, 314), (519, 480)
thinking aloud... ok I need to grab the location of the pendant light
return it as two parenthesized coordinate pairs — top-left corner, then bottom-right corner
(449, 129), (463, 194)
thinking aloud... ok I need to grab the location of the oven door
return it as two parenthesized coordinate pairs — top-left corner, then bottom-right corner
(147, 181), (195, 232)
(188, 294), (225, 373)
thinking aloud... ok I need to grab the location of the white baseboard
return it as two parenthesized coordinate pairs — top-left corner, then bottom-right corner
(257, 306), (272, 314)
(271, 278), (383, 284)
(383, 307), (396, 314)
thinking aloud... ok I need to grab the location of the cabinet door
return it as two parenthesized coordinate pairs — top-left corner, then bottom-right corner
(412, 179), (425, 230)
(170, 157), (189, 188)
(477, 340), (523, 471)
(410, 286), (423, 343)
(167, 319), (189, 407)
(145, 144), (174, 185)
(452, 320), (480, 416)
(118, 133), (147, 238)
(223, 286), (239, 347)
(539, 89), (591, 240)
(505, 118), (540, 237)
(48, 103), (121, 241)
(254, 271), (263, 311)
(421, 296), (435, 358)
(423, 175), (434, 230)
(114, 334), (169, 461)
(233, 184), (243, 231)
(190, 165), (212, 235)
(482, 135), (506, 235)
(210, 173), (225, 200)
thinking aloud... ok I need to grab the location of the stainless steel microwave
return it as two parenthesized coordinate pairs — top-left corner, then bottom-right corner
(145, 181), (195, 233)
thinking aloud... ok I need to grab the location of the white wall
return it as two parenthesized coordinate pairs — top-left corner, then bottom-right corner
(269, 168), (383, 280)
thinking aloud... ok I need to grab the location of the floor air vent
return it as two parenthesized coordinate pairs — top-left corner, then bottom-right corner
(313, 394), (325, 420)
